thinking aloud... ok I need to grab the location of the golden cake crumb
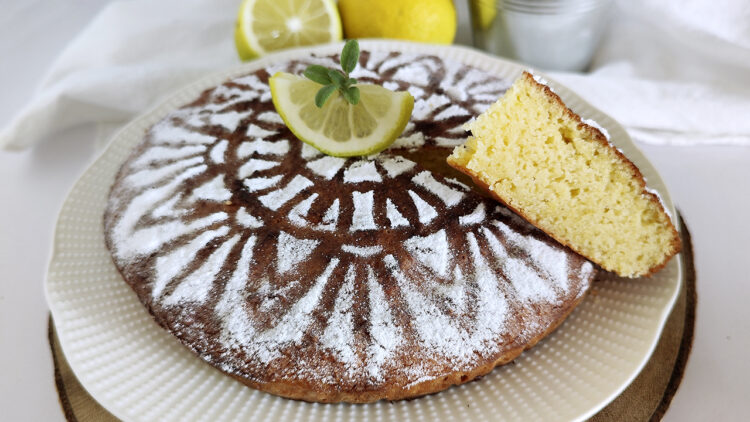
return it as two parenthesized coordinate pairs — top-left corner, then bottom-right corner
(448, 71), (681, 277)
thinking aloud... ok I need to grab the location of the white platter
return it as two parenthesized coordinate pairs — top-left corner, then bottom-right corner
(45, 40), (681, 422)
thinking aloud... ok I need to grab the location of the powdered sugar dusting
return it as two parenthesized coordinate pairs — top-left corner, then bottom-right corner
(288, 194), (318, 227)
(151, 121), (216, 145)
(366, 266), (402, 381)
(342, 244), (383, 257)
(434, 104), (470, 120)
(413, 95), (451, 120)
(385, 254), (465, 357)
(237, 139), (290, 157)
(378, 156), (416, 178)
(112, 164), (212, 260)
(236, 207), (262, 228)
(238, 259), (339, 363)
(243, 175), (282, 192)
(237, 158), (278, 179)
(392, 131), (425, 149)
(276, 232), (319, 274)
(435, 137), (466, 147)
(494, 221), (571, 294)
(321, 265), (357, 367)
(210, 140), (228, 164)
(582, 118), (611, 140)
(384, 241), (509, 363)
(412, 171), (464, 207)
(257, 111), (285, 125)
(300, 143), (323, 159)
(306, 156), (346, 179)
(403, 230), (450, 277)
(191, 174), (230, 202)
(577, 262), (595, 298)
(152, 193), (185, 219)
(246, 124), (276, 138)
(126, 156), (204, 188)
(386, 199), (409, 228)
(408, 191), (438, 224)
(216, 236), (257, 345)
(344, 160), (382, 183)
(481, 226), (557, 303)
(459, 203), (486, 226)
(530, 71), (555, 93)
(164, 234), (240, 305)
(131, 145), (206, 168)
(350, 191), (377, 231)
(645, 186), (674, 222)
(210, 111), (252, 132)
(152, 226), (230, 300)
(319, 199), (339, 231)
(258, 175), (312, 210)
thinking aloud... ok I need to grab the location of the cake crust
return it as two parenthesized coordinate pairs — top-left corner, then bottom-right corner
(448, 72), (681, 277)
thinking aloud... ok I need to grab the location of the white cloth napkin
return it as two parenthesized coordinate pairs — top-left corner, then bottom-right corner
(0, 0), (240, 151)
(550, 1), (750, 146)
(2, 0), (750, 151)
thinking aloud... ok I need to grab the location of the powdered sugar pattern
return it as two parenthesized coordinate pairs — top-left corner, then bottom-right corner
(191, 174), (230, 202)
(344, 160), (382, 183)
(386, 199), (409, 228)
(408, 190), (438, 224)
(209, 140), (227, 164)
(378, 156), (416, 177)
(351, 191), (378, 231)
(321, 265), (357, 367)
(403, 230), (451, 277)
(412, 171), (464, 207)
(277, 231), (319, 274)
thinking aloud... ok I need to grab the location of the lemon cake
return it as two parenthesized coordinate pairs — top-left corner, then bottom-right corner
(448, 71), (681, 278)
(103, 52), (597, 403)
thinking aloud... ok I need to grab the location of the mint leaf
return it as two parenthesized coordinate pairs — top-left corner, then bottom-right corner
(327, 69), (347, 87)
(340, 40), (360, 74)
(315, 85), (337, 108)
(304, 65), (332, 85)
(302, 40), (361, 107)
(342, 86), (360, 105)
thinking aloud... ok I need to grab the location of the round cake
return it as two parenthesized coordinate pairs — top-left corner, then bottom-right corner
(103, 51), (596, 403)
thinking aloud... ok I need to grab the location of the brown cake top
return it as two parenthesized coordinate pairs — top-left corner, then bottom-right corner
(104, 51), (595, 401)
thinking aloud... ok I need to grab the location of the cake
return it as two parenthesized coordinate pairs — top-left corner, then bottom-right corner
(103, 52), (596, 403)
(448, 72), (681, 278)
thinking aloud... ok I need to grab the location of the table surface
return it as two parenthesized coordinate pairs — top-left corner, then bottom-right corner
(1, 1), (748, 421)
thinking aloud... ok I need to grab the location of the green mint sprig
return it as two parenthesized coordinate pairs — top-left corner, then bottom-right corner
(303, 40), (360, 108)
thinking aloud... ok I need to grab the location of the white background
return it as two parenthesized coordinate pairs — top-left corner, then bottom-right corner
(1, 1), (749, 421)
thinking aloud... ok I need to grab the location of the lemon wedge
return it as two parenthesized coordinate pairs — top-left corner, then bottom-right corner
(235, 0), (342, 60)
(270, 72), (414, 157)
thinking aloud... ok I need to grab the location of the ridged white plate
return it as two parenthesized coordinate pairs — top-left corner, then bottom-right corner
(46, 40), (681, 422)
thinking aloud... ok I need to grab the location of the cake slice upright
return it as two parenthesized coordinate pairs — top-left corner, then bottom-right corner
(448, 71), (681, 278)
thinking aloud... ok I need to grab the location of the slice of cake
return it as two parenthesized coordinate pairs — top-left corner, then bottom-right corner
(448, 71), (681, 278)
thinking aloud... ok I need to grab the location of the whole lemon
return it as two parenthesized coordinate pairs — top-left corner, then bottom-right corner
(338, 0), (457, 44)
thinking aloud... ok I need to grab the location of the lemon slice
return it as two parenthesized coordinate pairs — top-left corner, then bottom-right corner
(270, 72), (414, 157)
(235, 0), (342, 60)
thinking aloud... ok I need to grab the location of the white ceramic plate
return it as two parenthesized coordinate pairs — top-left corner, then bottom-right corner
(46, 40), (681, 422)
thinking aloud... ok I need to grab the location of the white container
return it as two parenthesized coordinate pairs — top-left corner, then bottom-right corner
(470, 0), (613, 71)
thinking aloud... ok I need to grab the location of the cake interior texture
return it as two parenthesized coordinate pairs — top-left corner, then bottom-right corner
(448, 72), (680, 277)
